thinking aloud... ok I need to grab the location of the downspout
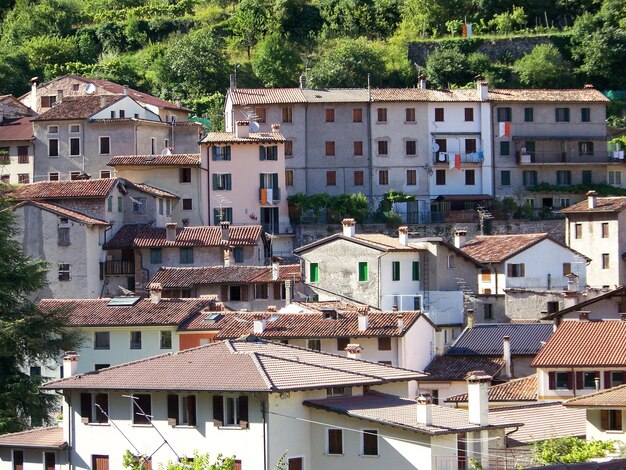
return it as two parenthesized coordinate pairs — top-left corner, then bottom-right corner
(376, 251), (385, 309)
(490, 102), (497, 198)
(262, 398), (268, 470)
(367, 76), (373, 206)
(304, 103), (309, 195)
(504, 426), (520, 470)
(138, 249), (150, 294)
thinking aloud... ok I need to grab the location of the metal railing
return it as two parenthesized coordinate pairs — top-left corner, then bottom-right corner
(433, 152), (485, 165)
(517, 151), (617, 165)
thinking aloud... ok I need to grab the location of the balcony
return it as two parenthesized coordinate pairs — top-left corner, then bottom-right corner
(433, 151), (484, 165)
(259, 187), (280, 204)
(516, 150), (617, 165)
(102, 260), (135, 275)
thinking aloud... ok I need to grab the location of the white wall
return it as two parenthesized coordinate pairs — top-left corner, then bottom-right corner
(379, 252), (422, 311)
(91, 96), (160, 121)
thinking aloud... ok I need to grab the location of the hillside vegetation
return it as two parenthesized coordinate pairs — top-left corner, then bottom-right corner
(0, 0), (624, 123)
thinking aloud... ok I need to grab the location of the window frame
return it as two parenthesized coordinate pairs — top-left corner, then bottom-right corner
(358, 262), (368, 282)
(99, 136), (111, 155)
(327, 428), (343, 455)
(354, 170), (364, 187)
(555, 107), (570, 122)
(464, 107), (474, 122)
(405, 140), (417, 157)
(325, 108), (335, 123)
(180, 247), (194, 264)
(130, 331), (142, 350)
(48, 138), (59, 157)
(326, 170), (336, 186)
(58, 263), (71, 281)
(406, 169), (417, 186)
(378, 170), (389, 186)
(362, 429), (379, 456)
(132, 394), (152, 425)
(392, 261), (400, 281)
(434, 108), (444, 122)
(160, 330), (172, 349)
(94, 331), (110, 350)
(309, 263), (319, 283)
(405, 107), (416, 123)
(180, 167), (192, 184)
(377, 107), (388, 123)
(352, 108), (363, 123)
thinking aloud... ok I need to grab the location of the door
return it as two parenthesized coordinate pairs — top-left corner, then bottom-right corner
(92, 455), (109, 470)
(457, 433), (466, 470)
(13, 451), (23, 470)
(45, 452), (55, 470)
(288, 458), (303, 470)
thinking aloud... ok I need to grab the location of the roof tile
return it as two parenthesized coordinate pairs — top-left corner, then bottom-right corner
(445, 374), (538, 403)
(460, 233), (549, 263)
(151, 265), (301, 289)
(565, 383), (626, 407)
(108, 154), (200, 166)
(0, 117), (33, 141)
(7, 178), (119, 199)
(32, 95), (123, 121)
(200, 131), (285, 144)
(561, 197), (626, 214)
(18, 201), (109, 226)
(422, 355), (505, 381)
(0, 427), (66, 449)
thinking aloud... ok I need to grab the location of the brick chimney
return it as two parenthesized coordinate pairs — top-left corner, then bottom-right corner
(345, 343), (363, 359)
(502, 336), (512, 378)
(235, 120), (249, 138)
(466, 370), (491, 426)
(587, 190), (597, 209)
(285, 279), (293, 304)
(342, 218), (356, 238)
(578, 310), (590, 321)
(253, 313), (266, 334)
(398, 226), (409, 246)
(63, 351), (79, 377)
(149, 283), (163, 304)
(416, 393), (433, 425)
(166, 222), (177, 242)
(453, 230), (467, 248)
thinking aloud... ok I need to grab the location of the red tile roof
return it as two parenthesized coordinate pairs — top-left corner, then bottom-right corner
(531, 320), (626, 368)
(0, 427), (66, 449)
(565, 383), (626, 407)
(0, 117), (33, 141)
(294, 233), (422, 254)
(229, 88), (308, 105)
(460, 233), (550, 263)
(561, 197), (626, 214)
(108, 154), (200, 166)
(151, 265), (301, 289)
(488, 88), (609, 103)
(16, 201), (109, 226)
(7, 178), (119, 200)
(128, 182), (178, 199)
(445, 374), (538, 403)
(104, 224), (263, 249)
(32, 95), (123, 121)
(43, 338), (424, 392)
(422, 355), (505, 381)
(200, 132), (285, 144)
(38, 298), (214, 326)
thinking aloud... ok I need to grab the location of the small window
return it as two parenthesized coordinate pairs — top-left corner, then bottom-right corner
(326, 171), (336, 186)
(49, 172), (60, 181)
(309, 263), (319, 283)
(160, 331), (172, 349)
(500, 141), (510, 156)
(563, 263), (572, 276)
(465, 139), (477, 154)
(212, 173), (232, 190)
(523, 170), (537, 186)
(17, 146), (29, 163)
(255, 107), (267, 123)
(328, 429), (343, 455)
(377, 107), (387, 123)
(118, 196), (123, 212)
(405, 140), (417, 156)
(602, 222), (609, 238)
(284, 140), (293, 157)
(132, 196), (146, 214)
(392, 261), (400, 281)
(337, 337), (349, 351)
(601, 410), (623, 431)
(212, 146), (231, 161)
(41, 96), (55, 108)
(307, 339), (321, 351)
(602, 253), (609, 269)
(583, 372), (598, 389)
(100, 170), (111, 179)
(48, 139), (59, 157)
(354, 170), (364, 186)
(282, 106), (293, 123)
(377, 140), (388, 156)
(483, 304), (493, 320)
(507, 263), (525, 277)
(180, 168), (192, 183)
(325, 108), (335, 122)
(182, 199), (193, 211)
(378, 170), (389, 185)
(412, 261), (420, 281)
(255, 284), (269, 299)
(574, 223), (582, 239)
(48, 125), (59, 134)
(130, 331), (142, 349)
(464, 108), (474, 121)
(259, 145), (278, 161)
(405, 108), (416, 122)
(581, 107), (591, 122)
(58, 263), (71, 281)
(233, 247), (244, 263)
(546, 301), (560, 314)
(358, 262), (368, 282)
(447, 255), (455, 269)
(524, 107), (534, 122)
(378, 337), (391, 351)
(556, 170), (571, 186)
(0, 175), (8, 184)
(168, 394), (197, 426)
(434, 108), (444, 122)
(99, 137), (110, 155)
(285, 170), (294, 186)
(18, 174), (29, 184)
(354, 141), (363, 156)
(436, 169), (446, 186)
(582, 170), (592, 184)
(325, 141), (335, 157)
(555, 372), (570, 389)
(555, 107), (570, 122)
(352, 108), (362, 123)
(497, 107), (512, 122)
(158, 198), (164, 215)
(465, 169), (475, 186)
(119, 110), (125, 118)
(150, 248), (162, 264)
(501, 170), (511, 186)
(132, 394), (152, 424)
(69, 137), (81, 156)
(609, 170), (622, 186)
(70, 172), (81, 181)
(406, 169), (416, 185)
(362, 430), (379, 456)
(579, 141), (593, 156)
(94, 331), (110, 350)
(180, 247), (194, 264)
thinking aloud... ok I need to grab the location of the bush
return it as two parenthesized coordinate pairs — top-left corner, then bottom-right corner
(532, 437), (616, 465)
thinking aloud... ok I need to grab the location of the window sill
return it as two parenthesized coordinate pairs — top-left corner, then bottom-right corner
(404, 121), (417, 125)
(605, 430), (624, 434)
(132, 424), (152, 427)
(70, 155), (83, 158)
(325, 453), (344, 457)
(360, 454), (380, 458)
(86, 423), (110, 427)
(174, 425), (197, 429)
(218, 426), (247, 430)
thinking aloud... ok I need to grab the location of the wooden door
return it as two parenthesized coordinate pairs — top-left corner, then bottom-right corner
(288, 457), (303, 470)
(45, 452), (55, 470)
(13, 451), (23, 470)
(92, 455), (109, 470)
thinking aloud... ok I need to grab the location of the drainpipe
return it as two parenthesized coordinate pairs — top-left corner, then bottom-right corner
(490, 102), (497, 198)
(262, 399), (268, 470)
(304, 103), (309, 195)
(377, 251), (385, 309)
(367, 75), (373, 206)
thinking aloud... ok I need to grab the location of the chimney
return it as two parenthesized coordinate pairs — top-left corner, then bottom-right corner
(230, 74), (237, 90)
(502, 336), (512, 378)
(477, 80), (489, 101)
(562, 290), (579, 308)
(123, 85), (129, 96)
(419, 75), (427, 90)
(56, 90), (63, 104)
(271, 256), (281, 281)
(345, 343), (363, 359)
(396, 313), (404, 330)
(235, 120), (250, 138)
(253, 313), (266, 334)
(416, 393), (433, 426)
(223, 247), (232, 267)
(63, 351), (79, 378)
(466, 309), (475, 328)
(299, 74), (307, 89)
(149, 283), (163, 304)
(285, 279), (293, 303)
(466, 370), (491, 426)
(584, 84), (595, 89)
(357, 309), (369, 332)
(271, 123), (280, 133)
(453, 229), (467, 248)
(220, 221), (231, 242)
(30, 77), (38, 110)
(342, 218), (356, 238)
(166, 222), (177, 242)
(398, 226), (409, 246)
(578, 310), (590, 321)
(99, 95), (107, 108)
(587, 190), (597, 209)
(620, 312), (626, 322)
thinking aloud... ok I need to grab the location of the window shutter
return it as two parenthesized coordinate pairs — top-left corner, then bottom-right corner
(601, 410), (609, 431)
(238, 395), (249, 427)
(212, 395), (223, 426)
(226, 174), (232, 190)
(576, 372), (583, 390)
(259, 147), (266, 161)
(604, 371), (612, 388)
(80, 393), (92, 421)
(225, 146), (231, 160)
(548, 372), (556, 390)
(241, 286), (249, 301)
(567, 372), (573, 390)
(273, 283), (281, 299)
(507, 264), (513, 277)
(220, 285), (229, 301)
(520, 264), (525, 277)
(211, 147), (217, 160)
(260, 174), (265, 188)
(187, 395), (196, 426)
(272, 173), (279, 190)
(167, 394), (178, 424)
(212, 174), (218, 190)
(95, 393), (108, 423)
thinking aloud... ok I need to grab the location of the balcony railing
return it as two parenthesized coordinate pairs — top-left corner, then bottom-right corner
(102, 260), (135, 275)
(517, 151), (618, 165)
(433, 151), (484, 165)
(259, 187), (280, 203)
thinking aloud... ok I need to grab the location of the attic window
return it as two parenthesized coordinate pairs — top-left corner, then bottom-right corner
(205, 313), (223, 323)
(321, 308), (338, 320)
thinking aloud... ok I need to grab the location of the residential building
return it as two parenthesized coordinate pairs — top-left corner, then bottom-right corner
(103, 222), (267, 294)
(459, 232), (589, 322)
(445, 374), (538, 408)
(531, 317), (626, 400)
(0, 428), (67, 470)
(0, 95), (36, 184)
(562, 192), (626, 288)
(542, 285), (626, 323)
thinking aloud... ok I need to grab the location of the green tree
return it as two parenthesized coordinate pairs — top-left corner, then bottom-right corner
(424, 47), (472, 89)
(251, 34), (302, 87)
(513, 44), (573, 87)
(532, 437), (616, 464)
(229, 0), (276, 59)
(0, 52), (33, 96)
(272, 0), (322, 44)
(0, 192), (81, 434)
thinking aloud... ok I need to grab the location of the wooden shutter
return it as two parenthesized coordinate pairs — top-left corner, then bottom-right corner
(241, 285), (249, 301)
(548, 372), (556, 390)
(95, 393), (108, 424)
(259, 146), (266, 160)
(576, 372), (583, 390)
(187, 395), (196, 426)
(328, 429), (342, 454)
(566, 372), (573, 390)
(80, 393), (92, 421)
(167, 394), (178, 425)
(605, 371), (612, 388)
(507, 264), (513, 277)
(213, 395), (223, 426)
(212, 174), (218, 190)
(288, 458), (303, 470)
(225, 146), (231, 160)
(220, 285), (229, 301)
(92, 456), (109, 470)
(273, 283), (281, 299)
(238, 395), (249, 428)
(44, 453), (55, 470)
(601, 410), (609, 430)
(226, 174), (232, 190)
(211, 147), (218, 160)
(520, 264), (525, 277)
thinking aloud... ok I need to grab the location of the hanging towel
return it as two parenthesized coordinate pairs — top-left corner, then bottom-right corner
(499, 122), (511, 137)
(455, 154), (462, 170)
(260, 188), (267, 204)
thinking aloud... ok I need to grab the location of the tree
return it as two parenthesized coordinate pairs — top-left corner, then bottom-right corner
(123, 451), (236, 470)
(531, 437), (616, 464)
(513, 44), (573, 87)
(251, 34), (302, 87)
(424, 47), (472, 89)
(0, 192), (81, 434)
(229, 0), (276, 59)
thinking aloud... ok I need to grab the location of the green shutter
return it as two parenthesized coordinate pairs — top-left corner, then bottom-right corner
(107, 196), (113, 212)
(392, 261), (400, 281)
(214, 208), (219, 224)
(213, 174), (218, 190)
(225, 146), (231, 160)
(524, 107), (533, 122)
(310, 263), (319, 282)
(412, 261), (420, 281)
(259, 146), (266, 161)
(272, 173), (279, 189)
(500, 141), (510, 156)
(211, 147), (218, 160)
(501, 170), (511, 186)
(358, 262), (368, 282)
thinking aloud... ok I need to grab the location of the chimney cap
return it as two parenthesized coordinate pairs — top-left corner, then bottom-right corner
(503, 335), (510, 341)
(587, 190), (598, 196)
(266, 306), (277, 313)
(63, 351), (79, 361)
(356, 305), (369, 315)
(236, 120), (250, 126)
(30, 76), (39, 83)
(253, 313), (266, 320)
(148, 282), (163, 292)
(345, 343), (363, 353)
(220, 221), (231, 228)
(416, 393), (432, 405)
(341, 218), (356, 227)
(465, 370), (492, 382)
(398, 226), (408, 234)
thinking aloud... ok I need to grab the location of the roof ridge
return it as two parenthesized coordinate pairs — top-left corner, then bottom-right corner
(248, 351), (277, 391)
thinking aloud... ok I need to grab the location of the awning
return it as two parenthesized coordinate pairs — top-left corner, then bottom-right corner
(434, 194), (493, 202)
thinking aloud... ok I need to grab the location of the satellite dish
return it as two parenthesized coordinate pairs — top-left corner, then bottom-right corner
(161, 148), (172, 156)
(250, 121), (260, 132)
(85, 83), (96, 95)
(431, 143), (440, 153)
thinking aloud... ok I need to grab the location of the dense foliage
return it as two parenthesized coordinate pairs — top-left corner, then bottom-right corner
(531, 437), (616, 464)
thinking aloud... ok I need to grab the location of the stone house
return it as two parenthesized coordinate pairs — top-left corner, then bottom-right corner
(0, 95), (36, 184)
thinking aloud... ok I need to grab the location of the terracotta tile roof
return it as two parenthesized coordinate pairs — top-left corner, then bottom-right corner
(422, 355), (505, 381)
(32, 95), (123, 121)
(42, 337), (424, 392)
(38, 298), (214, 327)
(16, 201), (109, 226)
(128, 182), (178, 199)
(200, 131), (285, 144)
(108, 154), (200, 166)
(459, 233), (549, 263)
(561, 197), (626, 214)
(0, 117), (33, 141)
(151, 265), (301, 289)
(354, 234), (422, 251)
(7, 178), (119, 200)
(0, 427), (66, 449)
(300, 88), (370, 103)
(373, 88), (481, 102)
(488, 88), (609, 103)
(282, 300), (378, 313)
(201, 311), (422, 338)
(531, 320), (626, 368)
(445, 374), (538, 403)
(305, 391), (518, 435)
(489, 402), (586, 445)
(565, 383), (626, 407)
(229, 88), (308, 105)
(104, 224), (262, 249)
(448, 324), (553, 356)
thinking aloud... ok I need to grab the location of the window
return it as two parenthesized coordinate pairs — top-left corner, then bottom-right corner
(212, 395), (249, 428)
(307, 339), (321, 351)
(405, 140), (417, 156)
(412, 261), (420, 281)
(387, 261), (401, 283)
(41, 96), (55, 108)
(284, 140), (293, 157)
(447, 255), (455, 269)
(285, 170), (294, 186)
(213, 207), (232, 225)
(130, 331), (142, 349)
(497, 107), (512, 122)
(602, 253), (609, 269)
(484, 304), (493, 320)
(378, 337), (391, 351)
(434, 108), (444, 122)
(554, 372), (571, 389)
(150, 248), (162, 264)
(406, 169), (416, 185)
(524, 107), (534, 122)
(582, 371), (598, 389)
(464, 108), (474, 121)
(100, 170), (111, 179)
(166, 200), (171, 216)
(611, 372), (625, 387)
(18, 174), (29, 184)
(378, 170), (389, 185)
(180, 168), (192, 183)
(282, 106), (293, 123)
(358, 262), (368, 282)
(326, 171), (336, 186)
(17, 146), (28, 163)
(99, 137), (110, 155)
(259, 145), (278, 161)
(255, 284), (269, 299)
(500, 141), (510, 156)
(362, 430), (379, 456)
(337, 337), (349, 351)
(167, 394), (197, 427)
(602, 222), (609, 238)
(377, 140), (388, 156)
(111, 111), (116, 119)
(557, 170), (571, 185)
(29, 366), (41, 377)
(556, 107), (570, 122)
(353, 141), (363, 156)
(49, 172), (59, 181)
(119, 110), (125, 118)
(465, 170), (475, 185)
(328, 429), (343, 455)
(325, 141), (335, 156)
(435, 138), (447, 153)
(132, 394), (152, 424)
(609, 170), (622, 186)
(325, 108), (335, 122)
(353, 108), (363, 123)
(58, 222), (70, 246)
(507, 263), (525, 277)
(182, 199), (193, 211)
(563, 263), (572, 275)
(160, 331), (172, 349)
(48, 139), (59, 157)
(0, 175), (8, 184)
(309, 263), (319, 282)
(601, 410), (623, 431)
(354, 170), (364, 186)
(212, 146), (231, 161)
(255, 107), (267, 123)
(465, 139), (477, 154)
(436, 169), (446, 185)
(233, 247), (244, 263)
(132, 196), (146, 214)
(581, 107), (591, 122)
(547, 301), (560, 314)
(80, 392), (109, 424)
(501, 170), (511, 186)
(377, 107), (387, 123)
(582, 170), (592, 184)
(107, 196), (113, 212)
(58, 263), (71, 281)
(405, 108), (416, 122)
(579, 141), (593, 156)
(70, 172), (81, 181)
(212, 173), (232, 190)
(159, 198), (164, 215)
(47, 125), (58, 134)
(69, 137), (81, 156)
(574, 223), (582, 239)
(180, 247), (194, 264)
(228, 285), (242, 301)
(94, 332), (110, 350)
(523, 170), (537, 186)
(118, 196), (123, 212)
